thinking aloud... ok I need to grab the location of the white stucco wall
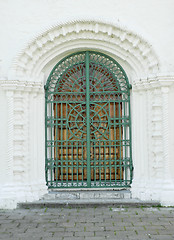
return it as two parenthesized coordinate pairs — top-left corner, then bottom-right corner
(0, 0), (174, 75)
(0, 0), (174, 208)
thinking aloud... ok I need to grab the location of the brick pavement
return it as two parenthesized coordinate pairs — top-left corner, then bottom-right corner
(0, 206), (174, 240)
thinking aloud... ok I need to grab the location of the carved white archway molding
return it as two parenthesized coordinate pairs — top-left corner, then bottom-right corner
(9, 19), (160, 82)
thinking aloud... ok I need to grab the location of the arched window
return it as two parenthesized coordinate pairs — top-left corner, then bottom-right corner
(45, 51), (132, 188)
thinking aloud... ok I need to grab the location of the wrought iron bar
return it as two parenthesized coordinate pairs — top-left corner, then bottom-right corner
(85, 51), (91, 187)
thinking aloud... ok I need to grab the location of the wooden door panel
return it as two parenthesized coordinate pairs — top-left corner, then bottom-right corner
(54, 102), (88, 181)
(54, 95), (123, 182)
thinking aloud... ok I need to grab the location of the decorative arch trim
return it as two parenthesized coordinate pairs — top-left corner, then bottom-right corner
(10, 19), (160, 81)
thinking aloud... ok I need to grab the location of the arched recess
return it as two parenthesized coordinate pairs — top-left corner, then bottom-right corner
(45, 51), (132, 188)
(3, 19), (161, 206)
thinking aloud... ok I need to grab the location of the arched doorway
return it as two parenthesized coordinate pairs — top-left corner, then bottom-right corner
(45, 51), (132, 188)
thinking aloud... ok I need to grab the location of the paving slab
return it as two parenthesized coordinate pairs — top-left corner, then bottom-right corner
(0, 207), (174, 240)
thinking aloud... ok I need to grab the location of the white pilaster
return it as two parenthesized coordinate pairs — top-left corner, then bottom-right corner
(160, 85), (174, 205)
(6, 91), (14, 183)
(0, 81), (47, 209)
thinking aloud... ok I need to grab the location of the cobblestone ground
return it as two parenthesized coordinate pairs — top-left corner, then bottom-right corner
(0, 207), (174, 240)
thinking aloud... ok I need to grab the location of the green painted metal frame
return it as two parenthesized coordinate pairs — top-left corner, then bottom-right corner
(85, 52), (91, 188)
(45, 51), (133, 188)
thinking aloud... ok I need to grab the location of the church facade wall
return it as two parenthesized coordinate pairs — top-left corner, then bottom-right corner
(0, 0), (174, 208)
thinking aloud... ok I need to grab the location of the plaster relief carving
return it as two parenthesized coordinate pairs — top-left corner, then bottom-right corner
(10, 20), (159, 81)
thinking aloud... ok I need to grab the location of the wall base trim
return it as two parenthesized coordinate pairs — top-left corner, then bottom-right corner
(0, 182), (48, 209)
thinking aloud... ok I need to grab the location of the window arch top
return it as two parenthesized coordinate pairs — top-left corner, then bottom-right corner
(45, 51), (131, 98)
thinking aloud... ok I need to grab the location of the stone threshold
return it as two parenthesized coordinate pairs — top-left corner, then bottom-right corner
(45, 189), (131, 200)
(17, 190), (160, 208)
(18, 199), (160, 209)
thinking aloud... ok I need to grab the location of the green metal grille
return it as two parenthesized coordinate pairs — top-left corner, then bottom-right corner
(45, 51), (132, 188)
